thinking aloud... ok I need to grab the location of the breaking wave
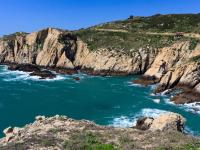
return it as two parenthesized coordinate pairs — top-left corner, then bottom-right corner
(109, 108), (168, 127)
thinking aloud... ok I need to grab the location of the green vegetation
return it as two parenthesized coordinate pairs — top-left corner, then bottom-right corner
(41, 139), (55, 147)
(93, 14), (200, 33)
(2, 32), (28, 41)
(190, 55), (200, 62)
(119, 135), (135, 149)
(75, 14), (200, 52)
(63, 131), (117, 150)
(189, 39), (199, 50)
(49, 128), (62, 133)
(156, 142), (200, 150)
(75, 29), (193, 53)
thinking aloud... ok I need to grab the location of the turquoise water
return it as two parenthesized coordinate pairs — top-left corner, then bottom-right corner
(0, 65), (200, 137)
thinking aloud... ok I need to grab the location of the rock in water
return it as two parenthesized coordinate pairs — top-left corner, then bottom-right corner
(136, 112), (185, 132)
(136, 117), (154, 130)
(150, 112), (185, 132)
(73, 77), (80, 81)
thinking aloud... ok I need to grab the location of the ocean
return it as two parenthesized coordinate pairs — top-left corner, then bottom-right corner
(0, 65), (199, 137)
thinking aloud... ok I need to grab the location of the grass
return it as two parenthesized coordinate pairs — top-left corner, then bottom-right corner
(189, 39), (199, 50)
(1, 32), (28, 41)
(156, 142), (200, 150)
(93, 14), (200, 33)
(63, 131), (117, 150)
(75, 14), (200, 52)
(41, 139), (55, 147)
(74, 14), (200, 53)
(49, 128), (62, 134)
(190, 55), (200, 62)
(75, 29), (191, 53)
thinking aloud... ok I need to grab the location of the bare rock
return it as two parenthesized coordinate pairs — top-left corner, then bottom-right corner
(35, 115), (46, 121)
(149, 112), (185, 132)
(136, 117), (154, 130)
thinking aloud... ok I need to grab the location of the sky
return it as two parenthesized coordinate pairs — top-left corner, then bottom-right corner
(0, 0), (200, 36)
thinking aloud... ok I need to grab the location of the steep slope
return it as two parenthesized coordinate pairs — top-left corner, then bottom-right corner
(0, 28), (158, 75)
(1, 14), (200, 101)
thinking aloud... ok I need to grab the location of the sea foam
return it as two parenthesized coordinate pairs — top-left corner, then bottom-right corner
(110, 108), (168, 128)
(0, 66), (67, 82)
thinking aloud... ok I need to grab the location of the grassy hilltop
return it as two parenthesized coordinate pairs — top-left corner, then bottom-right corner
(75, 14), (200, 53)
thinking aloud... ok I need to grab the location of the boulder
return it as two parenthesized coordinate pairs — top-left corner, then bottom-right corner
(136, 112), (185, 132)
(35, 115), (46, 121)
(3, 127), (21, 142)
(149, 112), (185, 132)
(136, 117), (154, 130)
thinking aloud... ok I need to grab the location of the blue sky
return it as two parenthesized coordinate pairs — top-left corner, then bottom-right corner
(0, 0), (200, 36)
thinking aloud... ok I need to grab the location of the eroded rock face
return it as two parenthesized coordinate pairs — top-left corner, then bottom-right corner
(136, 113), (185, 132)
(140, 41), (200, 104)
(0, 28), (158, 75)
(0, 28), (77, 69)
(2, 28), (200, 104)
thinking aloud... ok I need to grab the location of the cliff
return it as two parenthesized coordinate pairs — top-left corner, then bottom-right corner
(0, 113), (199, 150)
(1, 14), (200, 149)
(1, 14), (200, 102)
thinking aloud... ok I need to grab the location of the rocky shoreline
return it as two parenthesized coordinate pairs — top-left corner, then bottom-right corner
(0, 113), (199, 150)
(133, 76), (200, 107)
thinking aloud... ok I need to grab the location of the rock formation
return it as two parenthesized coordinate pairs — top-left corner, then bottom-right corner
(0, 28), (157, 76)
(0, 114), (198, 150)
(136, 112), (185, 132)
(1, 27), (200, 103)
(135, 41), (200, 104)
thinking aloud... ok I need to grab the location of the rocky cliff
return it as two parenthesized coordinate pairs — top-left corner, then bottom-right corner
(140, 41), (200, 104)
(1, 15), (200, 105)
(0, 28), (157, 76)
(0, 113), (199, 150)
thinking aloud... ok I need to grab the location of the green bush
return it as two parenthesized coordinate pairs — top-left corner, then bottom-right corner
(190, 55), (200, 62)
(189, 39), (199, 50)
(63, 131), (117, 150)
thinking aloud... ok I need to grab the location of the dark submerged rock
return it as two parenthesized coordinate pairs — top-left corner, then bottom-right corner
(133, 75), (159, 86)
(5, 63), (56, 79)
(73, 77), (80, 81)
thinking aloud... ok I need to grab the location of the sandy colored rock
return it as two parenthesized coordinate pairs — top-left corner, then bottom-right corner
(149, 112), (185, 132)
(0, 115), (198, 150)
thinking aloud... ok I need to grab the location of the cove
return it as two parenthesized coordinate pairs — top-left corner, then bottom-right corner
(0, 65), (200, 137)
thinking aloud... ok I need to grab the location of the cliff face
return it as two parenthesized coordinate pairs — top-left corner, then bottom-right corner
(0, 28), (76, 69)
(1, 28), (200, 102)
(143, 41), (200, 102)
(145, 41), (200, 88)
(0, 28), (157, 75)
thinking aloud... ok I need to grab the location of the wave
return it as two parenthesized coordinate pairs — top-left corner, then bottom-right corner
(152, 99), (161, 104)
(163, 98), (175, 105)
(135, 108), (168, 118)
(149, 84), (158, 90)
(127, 81), (144, 87)
(0, 68), (67, 82)
(163, 97), (200, 115)
(109, 108), (168, 128)
(181, 102), (200, 114)
(109, 116), (134, 128)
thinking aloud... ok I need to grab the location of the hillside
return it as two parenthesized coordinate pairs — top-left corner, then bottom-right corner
(1, 13), (200, 149)
(75, 14), (200, 53)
